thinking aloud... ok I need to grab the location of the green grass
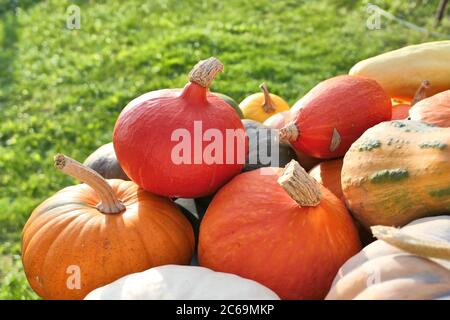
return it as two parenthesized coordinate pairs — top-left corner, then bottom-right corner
(0, 0), (448, 299)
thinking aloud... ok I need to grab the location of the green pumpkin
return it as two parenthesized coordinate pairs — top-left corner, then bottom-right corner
(212, 92), (244, 119)
(83, 142), (129, 180)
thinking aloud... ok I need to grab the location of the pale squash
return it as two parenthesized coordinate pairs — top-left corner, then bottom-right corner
(410, 90), (450, 128)
(326, 216), (450, 300)
(342, 120), (450, 228)
(85, 265), (280, 300)
(349, 41), (450, 101)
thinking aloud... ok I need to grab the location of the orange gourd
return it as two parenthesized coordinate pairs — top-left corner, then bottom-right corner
(198, 160), (361, 299)
(410, 89), (450, 127)
(391, 80), (429, 120)
(22, 155), (194, 300)
(309, 159), (344, 200)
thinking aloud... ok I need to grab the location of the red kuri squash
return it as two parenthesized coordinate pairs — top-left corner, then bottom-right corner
(280, 75), (392, 159)
(391, 80), (429, 120)
(409, 89), (450, 127)
(198, 160), (361, 300)
(113, 58), (246, 198)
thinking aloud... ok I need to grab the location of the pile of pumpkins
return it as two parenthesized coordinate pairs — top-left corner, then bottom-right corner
(22, 40), (450, 300)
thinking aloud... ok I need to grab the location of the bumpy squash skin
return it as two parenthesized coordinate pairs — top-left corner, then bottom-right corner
(350, 41), (450, 101)
(326, 216), (450, 300)
(342, 120), (450, 228)
(409, 90), (450, 127)
(83, 143), (129, 180)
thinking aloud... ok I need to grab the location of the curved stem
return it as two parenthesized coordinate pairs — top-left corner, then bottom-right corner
(411, 80), (430, 106)
(259, 83), (276, 113)
(188, 57), (224, 88)
(371, 225), (450, 260)
(54, 154), (126, 214)
(277, 160), (322, 206)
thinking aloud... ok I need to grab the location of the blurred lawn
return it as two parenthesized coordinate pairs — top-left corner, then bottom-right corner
(0, 0), (449, 299)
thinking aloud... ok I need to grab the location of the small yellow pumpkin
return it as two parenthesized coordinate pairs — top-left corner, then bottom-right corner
(239, 83), (289, 122)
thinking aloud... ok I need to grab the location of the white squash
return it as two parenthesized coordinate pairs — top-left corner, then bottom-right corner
(326, 216), (450, 300)
(84, 265), (280, 300)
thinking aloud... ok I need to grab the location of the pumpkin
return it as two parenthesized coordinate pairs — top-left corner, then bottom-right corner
(326, 216), (450, 300)
(239, 83), (289, 123)
(309, 159), (344, 200)
(83, 142), (129, 180)
(113, 57), (246, 198)
(280, 75), (392, 159)
(309, 159), (374, 246)
(242, 119), (297, 172)
(342, 120), (450, 228)
(211, 92), (244, 119)
(391, 80), (429, 120)
(84, 265), (280, 300)
(410, 90), (450, 127)
(263, 111), (291, 129)
(22, 154), (194, 300)
(198, 160), (361, 299)
(349, 40), (450, 101)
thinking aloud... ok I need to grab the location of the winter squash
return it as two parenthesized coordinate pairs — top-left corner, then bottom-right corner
(239, 83), (289, 123)
(410, 90), (450, 127)
(113, 57), (246, 198)
(263, 111), (291, 129)
(280, 75), (392, 159)
(262, 112), (320, 170)
(391, 80), (429, 120)
(326, 216), (450, 300)
(22, 154), (194, 300)
(349, 40), (450, 101)
(211, 92), (244, 119)
(309, 159), (374, 246)
(198, 160), (361, 299)
(85, 265), (279, 300)
(309, 159), (344, 200)
(83, 142), (129, 180)
(174, 198), (200, 247)
(242, 119), (297, 172)
(342, 120), (450, 228)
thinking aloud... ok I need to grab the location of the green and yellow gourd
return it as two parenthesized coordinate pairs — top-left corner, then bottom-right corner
(342, 120), (450, 228)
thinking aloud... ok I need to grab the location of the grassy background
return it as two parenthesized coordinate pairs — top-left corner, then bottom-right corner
(0, 0), (448, 299)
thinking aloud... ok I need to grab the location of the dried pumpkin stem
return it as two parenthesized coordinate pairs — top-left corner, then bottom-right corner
(54, 154), (126, 214)
(277, 160), (322, 206)
(411, 80), (430, 106)
(279, 123), (299, 142)
(188, 57), (224, 88)
(371, 225), (450, 260)
(259, 83), (277, 113)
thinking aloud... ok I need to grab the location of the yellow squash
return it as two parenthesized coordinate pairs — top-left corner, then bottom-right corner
(349, 41), (450, 101)
(239, 83), (289, 122)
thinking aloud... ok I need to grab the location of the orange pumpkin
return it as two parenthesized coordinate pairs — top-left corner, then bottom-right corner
(309, 159), (344, 200)
(198, 160), (361, 299)
(22, 155), (194, 300)
(409, 89), (450, 127)
(391, 80), (429, 120)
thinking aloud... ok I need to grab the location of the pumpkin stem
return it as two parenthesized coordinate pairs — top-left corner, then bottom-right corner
(411, 80), (430, 106)
(188, 57), (224, 88)
(54, 154), (126, 214)
(371, 225), (450, 260)
(277, 160), (322, 206)
(259, 83), (277, 113)
(279, 123), (299, 142)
